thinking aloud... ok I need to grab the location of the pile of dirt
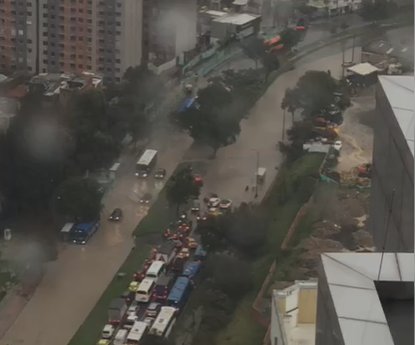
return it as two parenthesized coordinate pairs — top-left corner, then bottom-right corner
(288, 185), (373, 279)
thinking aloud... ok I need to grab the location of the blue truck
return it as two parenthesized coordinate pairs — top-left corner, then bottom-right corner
(194, 245), (207, 260)
(181, 261), (202, 280)
(167, 276), (192, 310)
(69, 221), (99, 244)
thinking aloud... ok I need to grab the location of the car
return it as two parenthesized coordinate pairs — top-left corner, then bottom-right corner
(120, 290), (134, 303)
(108, 208), (122, 221)
(127, 301), (139, 315)
(208, 197), (220, 208)
(333, 140), (342, 151)
(139, 193), (152, 204)
(146, 302), (161, 317)
(102, 324), (115, 339)
(219, 199), (232, 210)
(128, 281), (139, 292)
(154, 168), (166, 179)
(191, 199), (201, 213)
(178, 247), (190, 259)
(186, 237), (198, 249)
(97, 340), (110, 345)
(193, 174), (203, 187)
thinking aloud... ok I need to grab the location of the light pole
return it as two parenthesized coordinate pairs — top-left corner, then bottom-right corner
(282, 108), (286, 142)
(251, 149), (260, 199)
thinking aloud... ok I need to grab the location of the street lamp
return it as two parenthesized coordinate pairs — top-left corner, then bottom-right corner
(251, 149), (260, 199)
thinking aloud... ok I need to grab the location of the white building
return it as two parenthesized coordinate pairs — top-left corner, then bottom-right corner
(270, 280), (318, 345)
(307, 0), (362, 16)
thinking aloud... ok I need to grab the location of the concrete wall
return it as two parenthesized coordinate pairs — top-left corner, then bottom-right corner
(315, 268), (345, 345)
(369, 83), (414, 252)
(298, 287), (318, 324)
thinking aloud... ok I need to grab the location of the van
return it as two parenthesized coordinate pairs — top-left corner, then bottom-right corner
(145, 260), (165, 282)
(136, 278), (156, 303)
(114, 329), (128, 345)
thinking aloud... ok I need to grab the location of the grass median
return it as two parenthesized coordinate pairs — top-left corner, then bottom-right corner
(68, 188), (172, 345)
(215, 153), (324, 345)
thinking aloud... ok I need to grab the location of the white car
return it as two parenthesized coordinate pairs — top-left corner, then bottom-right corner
(127, 301), (139, 315)
(102, 324), (115, 339)
(219, 199), (232, 210)
(333, 140), (342, 151)
(208, 197), (221, 208)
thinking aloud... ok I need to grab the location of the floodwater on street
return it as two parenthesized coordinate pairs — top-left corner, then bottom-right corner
(1, 39), (360, 345)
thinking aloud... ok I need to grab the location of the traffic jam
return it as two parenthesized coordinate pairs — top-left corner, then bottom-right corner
(98, 175), (233, 345)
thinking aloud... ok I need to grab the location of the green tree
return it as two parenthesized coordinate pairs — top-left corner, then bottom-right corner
(282, 71), (338, 117)
(205, 254), (252, 300)
(165, 166), (200, 215)
(240, 36), (266, 69)
(225, 203), (267, 256)
(174, 81), (241, 157)
(279, 28), (301, 49)
(53, 177), (102, 222)
(198, 215), (228, 252)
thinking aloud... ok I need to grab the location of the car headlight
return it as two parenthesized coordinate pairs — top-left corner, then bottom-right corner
(143, 174), (147, 177)
(82, 241), (86, 244)
(135, 173), (139, 176)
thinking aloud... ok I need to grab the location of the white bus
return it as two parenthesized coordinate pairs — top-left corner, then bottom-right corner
(135, 149), (158, 177)
(126, 321), (148, 345)
(146, 261), (165, 282)
(149, 306), (176, 337)
(135, 278), (156, 303)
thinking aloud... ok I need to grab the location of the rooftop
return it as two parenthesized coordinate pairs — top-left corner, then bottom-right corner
(320, 252), (414, 345)
(213, 13), (260, 25)
(347, 62), (379, 76)
(378, 75), (414, 156)
(272, 280), (317, 345)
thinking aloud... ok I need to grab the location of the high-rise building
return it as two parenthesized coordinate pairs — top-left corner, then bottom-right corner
(1, 0), (143, 82)
(369, 76), (414, 252)
(0, 0), (39, 74)
(143, 0), (197, 68)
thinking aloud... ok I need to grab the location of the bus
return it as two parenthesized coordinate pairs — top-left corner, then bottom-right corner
(126, 321), (148, 344)
(167, 276), (192, 310)
(135, 149), (158, 177)
(136, 278), (156, 303)
(145, 261), (165, 282)
(181, 261), (202, 280)
(69, 221), (99, 245)
(149, 306), (176, 337)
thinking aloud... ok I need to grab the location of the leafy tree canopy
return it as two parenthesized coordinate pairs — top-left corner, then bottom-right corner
(166, 165), (200, 213)
(53, 177), (102, 223)
(282, 71), (338, 116)
(279, 28), (301, 48)
(174, 80), (241, 157)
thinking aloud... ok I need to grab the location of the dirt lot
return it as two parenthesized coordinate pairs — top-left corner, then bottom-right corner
(337, 87), (375, 172)
(275, 183), (373, 281)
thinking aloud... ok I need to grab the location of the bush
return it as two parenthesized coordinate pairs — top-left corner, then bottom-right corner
(205, 254), (253, 300)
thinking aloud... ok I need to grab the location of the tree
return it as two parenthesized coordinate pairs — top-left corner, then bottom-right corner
(166, 165), (200, 214)
(240, 36), (266, 69)
(174, 81), (241, 157)
(225, 203), (267, 256)
(279, 28), (301, 49)
(282, 71), (338, 117)
(205, 254), (252, 300)
(52, 177), (102, 222)
(198, 215), (229, 252)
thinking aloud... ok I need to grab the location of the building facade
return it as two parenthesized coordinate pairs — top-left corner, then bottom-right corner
(0, 0), (39, 74)
(1, 0), (143, 82)
(144, 0), (197, 68)
(316, 252), (414, 345)
(369, 76), (414, 252)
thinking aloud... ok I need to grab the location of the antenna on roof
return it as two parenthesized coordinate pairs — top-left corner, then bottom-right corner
(377, 189), (395, 280)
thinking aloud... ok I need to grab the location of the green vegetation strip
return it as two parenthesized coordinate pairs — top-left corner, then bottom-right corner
(215, 153), (324, 345)
(68, 188), (171, 345)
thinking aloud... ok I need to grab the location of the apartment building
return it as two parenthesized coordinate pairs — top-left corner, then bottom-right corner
(1, 0), (143, 83)
(143, 0), (197, 68)
(369, 76), (414, 252)
(0, 0), (38, 74)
